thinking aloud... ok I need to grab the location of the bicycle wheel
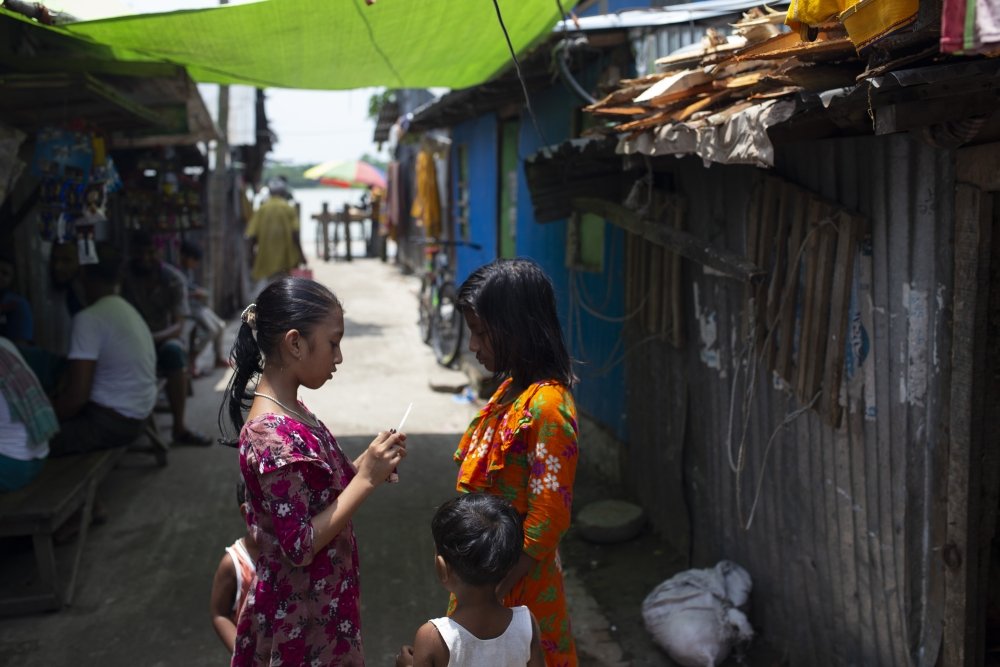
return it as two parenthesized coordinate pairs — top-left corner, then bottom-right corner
(431, 281), (463, 367)
(417, 277), (435, 344)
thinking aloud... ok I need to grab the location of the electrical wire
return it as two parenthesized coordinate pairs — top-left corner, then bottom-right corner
(589, 333), (663, 378)
(725, 215), (841, 530)
(491, 0), (547, 145)
(565, 229), (669, 378)
(554, 0), (569, 25)
(575, 279), (648, 322)
(571, 237), (615, 312)
(726, 215), (838, 472)
(739, 391), (821, 530)
(554, 38), (597, 105)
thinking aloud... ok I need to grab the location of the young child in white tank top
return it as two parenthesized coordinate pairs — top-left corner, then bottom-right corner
(209, 480), (260, 655)
(396, 494), (545, 667)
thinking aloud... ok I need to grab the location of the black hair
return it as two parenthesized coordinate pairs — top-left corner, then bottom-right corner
(219, 276), (342, 439)
(431, 494), (523, 587)
(80, 243), (123, 285)
(457, 258), (575, 388)
(180, 240), (203, 260)
(236, 478), (247, 506)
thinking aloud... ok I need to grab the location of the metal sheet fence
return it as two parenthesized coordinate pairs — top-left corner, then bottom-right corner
(624, 133), (955, 665)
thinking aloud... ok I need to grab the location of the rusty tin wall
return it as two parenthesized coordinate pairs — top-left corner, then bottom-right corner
(625, 132), (955, 666)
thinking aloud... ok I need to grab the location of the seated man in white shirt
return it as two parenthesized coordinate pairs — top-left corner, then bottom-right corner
(50, 244), (158, 455)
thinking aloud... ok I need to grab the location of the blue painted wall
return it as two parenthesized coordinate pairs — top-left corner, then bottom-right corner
(514, 81), (628, 441)
(450, 115), (499, 284)
(446, 52), (629, 441)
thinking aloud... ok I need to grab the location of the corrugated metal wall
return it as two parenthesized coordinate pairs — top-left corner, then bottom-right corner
(626, 133), (955, 665)
(631, 17), (742, 76)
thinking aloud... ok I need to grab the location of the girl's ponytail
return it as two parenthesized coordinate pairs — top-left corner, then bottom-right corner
(219, 307), (263, 443)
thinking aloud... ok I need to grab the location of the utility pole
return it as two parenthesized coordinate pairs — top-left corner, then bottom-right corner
(207, 0), (230, 310)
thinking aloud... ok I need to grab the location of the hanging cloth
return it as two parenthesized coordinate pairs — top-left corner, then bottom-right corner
(385, 161), (402, 241)
(941, 0), (1000, 53)
(785, 0), (918, 49)
(410, 149), (441, 239)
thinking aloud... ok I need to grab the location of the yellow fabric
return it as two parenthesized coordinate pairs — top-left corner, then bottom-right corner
(246, 197), (300, 281)
(785, 0), (918, 47)
(785, 0), (854, 28)
(785, 0), (844, 26)
(841, 0), (918, 48)
(410, 149), (441, 239)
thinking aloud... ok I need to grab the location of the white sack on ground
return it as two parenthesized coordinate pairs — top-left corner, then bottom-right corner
(641, 560), (754, 667)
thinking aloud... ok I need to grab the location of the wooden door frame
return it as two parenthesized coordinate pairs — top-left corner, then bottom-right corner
(943, 143), (1000, 667)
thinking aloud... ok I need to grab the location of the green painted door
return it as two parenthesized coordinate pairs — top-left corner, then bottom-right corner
(498, 118), (520, 258)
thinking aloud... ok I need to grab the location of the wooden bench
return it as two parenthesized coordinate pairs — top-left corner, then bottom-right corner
(128, 414), (169, 467)
(0, 447), (125, 615)
(127, 378), (169, 467)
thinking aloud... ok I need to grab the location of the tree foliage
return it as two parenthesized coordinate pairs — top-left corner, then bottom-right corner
(367, 88), (395, 120)
(262, 162), (315, 189)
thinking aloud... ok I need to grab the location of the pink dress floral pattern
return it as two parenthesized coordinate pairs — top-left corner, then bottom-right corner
(233, 411), (364, 667)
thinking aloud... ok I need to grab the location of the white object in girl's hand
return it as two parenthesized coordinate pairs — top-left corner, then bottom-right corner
(395, 402), (413, 433)
(386, 402), (412, 485)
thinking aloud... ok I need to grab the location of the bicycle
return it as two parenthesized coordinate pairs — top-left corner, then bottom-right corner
(417, 239), (482, 367)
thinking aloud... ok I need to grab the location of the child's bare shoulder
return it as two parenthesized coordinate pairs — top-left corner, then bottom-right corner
(414, 621), (449, 666)
(415, 621), (444, 646)
(213, 550), (237, 578)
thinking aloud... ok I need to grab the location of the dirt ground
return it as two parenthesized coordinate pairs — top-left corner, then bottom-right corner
(0, 256), (773, 666)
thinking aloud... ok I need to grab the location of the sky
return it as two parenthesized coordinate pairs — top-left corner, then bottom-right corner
(263, 88), (385, 166)
(201, 84), (386, 167)
(45, 0), (392, 166)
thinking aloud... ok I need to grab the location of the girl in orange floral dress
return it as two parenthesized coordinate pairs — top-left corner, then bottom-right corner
(453, 258), (579, 667)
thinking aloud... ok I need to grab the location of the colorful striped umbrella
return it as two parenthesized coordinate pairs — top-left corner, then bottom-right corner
(303, 159), (387, 189)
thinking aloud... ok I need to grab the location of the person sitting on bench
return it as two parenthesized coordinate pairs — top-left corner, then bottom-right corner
(49, 244), (158, 456)
(178, 240), (228, 378)
(121, 230), (211, 446)
(0, 335), (58, 490)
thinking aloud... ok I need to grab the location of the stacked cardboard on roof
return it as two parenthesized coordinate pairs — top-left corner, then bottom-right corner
(584, 7), (863, 138)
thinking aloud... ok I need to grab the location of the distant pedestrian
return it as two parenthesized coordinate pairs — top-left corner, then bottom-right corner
(395, 493), (545, 667)
(246, 178), (306, 286)
(220, 276), (407, 666)
(452, 258), (580, 666)
(209, 479), (259, 656)
(178, 240), (228, 377)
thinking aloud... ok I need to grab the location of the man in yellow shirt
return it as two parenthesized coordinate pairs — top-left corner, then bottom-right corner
(246, 178), (306, 283)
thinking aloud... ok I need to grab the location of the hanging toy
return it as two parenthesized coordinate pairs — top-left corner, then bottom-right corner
(76, 224), (99, 265)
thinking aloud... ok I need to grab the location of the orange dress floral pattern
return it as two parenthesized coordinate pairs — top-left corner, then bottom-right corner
(454, 378), (579, 667)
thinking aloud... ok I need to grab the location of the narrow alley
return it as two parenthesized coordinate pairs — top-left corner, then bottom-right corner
(0, 256), (654, 667)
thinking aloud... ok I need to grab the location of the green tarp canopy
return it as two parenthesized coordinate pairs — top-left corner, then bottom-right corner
(6, 0), (577, 90)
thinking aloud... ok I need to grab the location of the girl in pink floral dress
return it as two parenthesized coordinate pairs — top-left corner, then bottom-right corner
(221, 277), (407, 667)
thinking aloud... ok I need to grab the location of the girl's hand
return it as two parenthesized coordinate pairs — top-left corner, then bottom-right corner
(495, 552), (536, 602)
(395, 645), (414, 667)
(356, 430), (406, 486)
